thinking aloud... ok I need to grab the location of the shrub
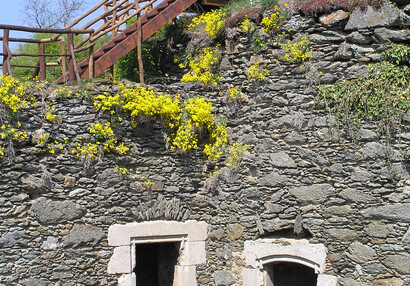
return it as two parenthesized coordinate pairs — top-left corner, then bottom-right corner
(224, 8), (262, 28)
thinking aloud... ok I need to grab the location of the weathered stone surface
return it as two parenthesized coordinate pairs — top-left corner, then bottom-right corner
(62, 225), (105, 248)
(346, 242), (377, 263)
(41, 236), (59, 250)
(327, 229), (358, 241)
(351, 167), (375, 182)
(365, 222), (394, 238)
(226, 223), (243, 241)
(289, 184), (335, 205)
(334, 43), (353, 60)
(346, 31), (373, 44)
(363, 142), (387, 159)
(339, 188), (375, 203)
(262, 218), (293, 232)
(380, 163), (409, 181)
(382, 254), (410, 274)
(269, 152), (296, 168)
(32, 198), (84, 224)
(213, 270), (234, 286)
(298, 147), (328, 166)
(361, 203), (410, 223)
(373, 278), (404, 286)
(0, 230), (27, 247)
(259, 171), (288, 187)
(20, 279), (48, 286)
(97, 168), (123, 188)
(374, 27), (410, 42)
(284, 131), (306, 145)
(320, 10), (349, 27)
(21, 175), (49, 194)
(345, 2), (409, 30)
(264, 202), (284, 213)
(339, 277), (361, 286)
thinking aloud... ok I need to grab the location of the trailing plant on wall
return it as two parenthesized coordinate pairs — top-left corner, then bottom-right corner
(317, 43), (410, 141)
(179, 47), (222, 86)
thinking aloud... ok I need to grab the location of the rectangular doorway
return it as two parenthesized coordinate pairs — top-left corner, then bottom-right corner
(134, 241), (181, 286)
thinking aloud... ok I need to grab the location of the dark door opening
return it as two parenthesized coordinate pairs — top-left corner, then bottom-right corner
(134, 242), (180, 286)
(264, 262), (317, 286)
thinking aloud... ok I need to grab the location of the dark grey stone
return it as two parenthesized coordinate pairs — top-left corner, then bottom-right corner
(309, 33), (344, 44)
(365, 222), (394, 238)
(289, 184), (335, 205)
(97, 168), (123, 188)
(345, 64), (368, 79)
(327, 228), (358, 241)
(382, 254), (410, 274)
(328, 163), (344, 175)
(358, 129), (378, 141)
(380, 163), (409, 181)
(21, 175), (49, 194)
(32, 198), (84, 224)
(346, 31), (373, 44)
(269, 152), (296, 168)
(346, 242), (377, 263)
(284, 131), (306, 145)
(259, 171), (288, 187)
(0, 231), (27, 247)
(213, 270), (234, 286)
(298, 147), (328, 166)
(339, 277), (361, 286)
(339, 188), (375, 203)
(262, 218), (293, 232)
(62, 225), (105, 248)
(351, 167), (375, 182)
(361, 203), (410, 222)
(334, 43), (353, 60)
(345, 2), (410, 30)
(363, 142), (386, 159)
(374, 27), (410, 43)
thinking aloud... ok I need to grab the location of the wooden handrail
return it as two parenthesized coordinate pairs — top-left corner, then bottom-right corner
(1, 0), (160, 83)
(0, 24), (94, 34)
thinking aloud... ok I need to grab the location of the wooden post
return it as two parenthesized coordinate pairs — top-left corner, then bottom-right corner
(136, 16), (144, 84)
(38, 42), (46, 81)
(60, 38), (67, 74)
(109, 0), (116, 82)
(67, 33), (81, 85)
(88, 35), (94, 78)
(2, 29), (12, 76)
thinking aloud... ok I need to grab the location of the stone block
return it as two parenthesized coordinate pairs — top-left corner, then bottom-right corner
(179, 241), (206, 266)
(317, 274), (338, 286)
(118, 273), (136, 286)
(243, 268), (262, 286)
(174, 265), (197, 286)
(107, 246), (131, 274)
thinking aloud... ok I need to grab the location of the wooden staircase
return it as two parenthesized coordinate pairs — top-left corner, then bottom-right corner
(55, 0), (197, 84)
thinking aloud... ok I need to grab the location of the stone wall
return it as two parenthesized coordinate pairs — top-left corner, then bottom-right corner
(0, 2), (409, 285)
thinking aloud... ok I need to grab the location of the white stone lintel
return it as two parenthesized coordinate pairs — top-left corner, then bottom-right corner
(108, 220), (208, 246)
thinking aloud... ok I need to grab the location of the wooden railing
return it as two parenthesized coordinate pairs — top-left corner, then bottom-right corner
(0, 0), (156, 84)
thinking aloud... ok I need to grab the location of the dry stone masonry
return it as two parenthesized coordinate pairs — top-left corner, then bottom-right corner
(1, 2), (409, 286)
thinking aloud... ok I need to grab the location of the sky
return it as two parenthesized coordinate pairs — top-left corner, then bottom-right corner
(1, 0), (102, 50)
(0, 0), (102, 69)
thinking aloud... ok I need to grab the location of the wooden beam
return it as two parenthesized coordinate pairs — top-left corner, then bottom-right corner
(2, 29), (12, 76)
(38, 42), (46, 81)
